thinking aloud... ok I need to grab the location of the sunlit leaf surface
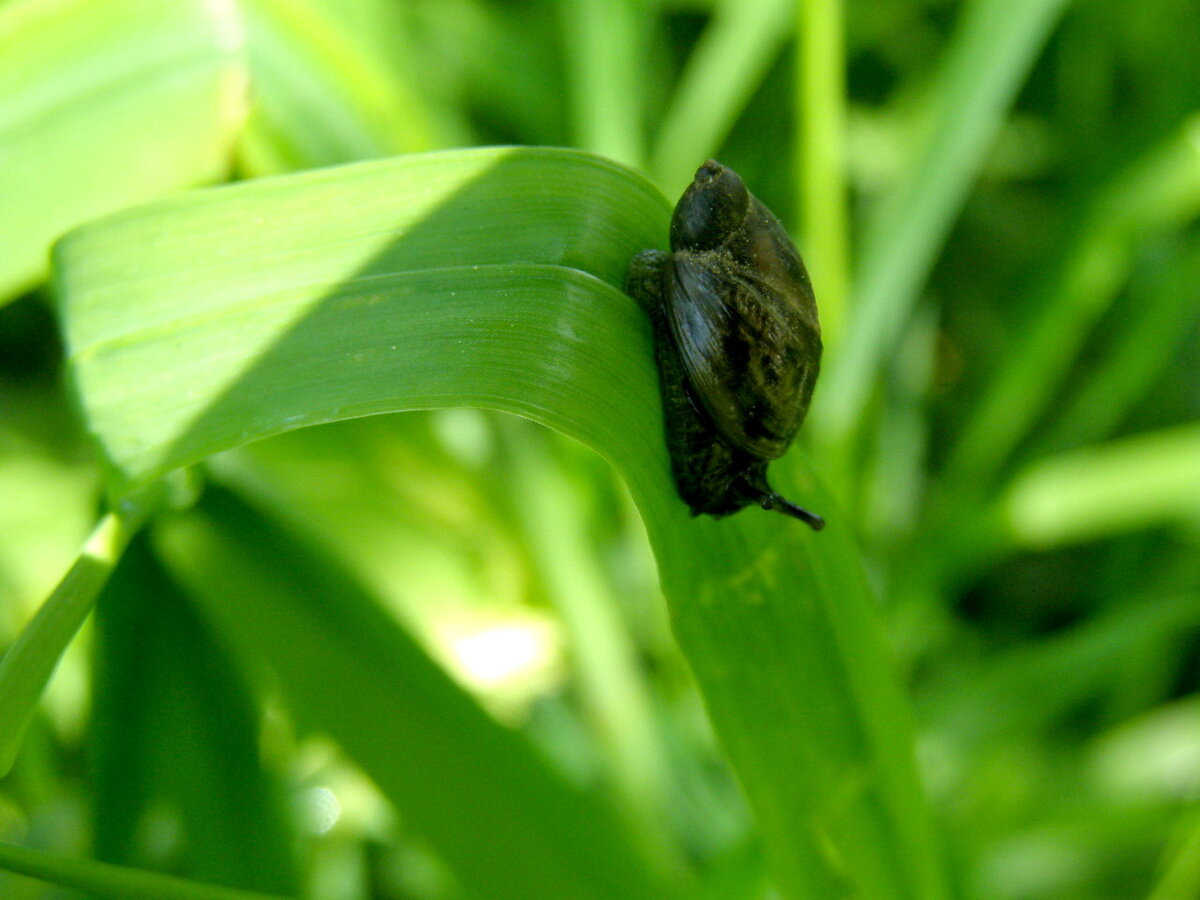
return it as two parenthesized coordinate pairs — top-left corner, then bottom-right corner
(56, 146), (947, 899)
(0, 0), (247, 300)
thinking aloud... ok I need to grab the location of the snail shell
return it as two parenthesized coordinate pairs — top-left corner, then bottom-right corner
(626, 160), (823, 529)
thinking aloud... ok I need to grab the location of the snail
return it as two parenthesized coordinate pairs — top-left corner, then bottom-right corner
(626, 160), (824, 530)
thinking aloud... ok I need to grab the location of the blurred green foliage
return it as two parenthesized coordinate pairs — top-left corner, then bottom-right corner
(1, 1), (1198, 899)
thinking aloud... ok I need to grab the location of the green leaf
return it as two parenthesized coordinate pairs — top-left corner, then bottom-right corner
(0, 840), (291, 900)
(1149, 807), (1200, 900)
(923, 591), (1200, 750)
(649, 0), (794, 193)
(155, 485), (676, 900)
(235, 0), (432, 174)
(0, 505), (147, 776)
(56, 147), (668, 496)
(0, 0), (247, 301)
(1032, 237), (1200, 456)
(1001, 423), (1200, 548)
(91, 536), (298, 893)
(558, 0), (649, 170)
(795, 0), (850, 350)
(494, 421), (689, 873)
(945, 118), (1200, 489)
(55, 146), (949, 899)
(813, 0), (1072, 448)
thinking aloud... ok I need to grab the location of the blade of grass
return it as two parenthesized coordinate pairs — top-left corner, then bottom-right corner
(497, 421), (686, 875)
(663, 470), (951, 900)
(431, 1), (569, 147)
(944, 117), (1200, 489)
(1149, 807), (1200, 900)
(649, 0), (794, 193)
(0, 840), (291, 900)
(795, 0), (849, 350)
(901, 420), (1200, 604)
(898, 121), (1200, 604)
(55, 148), (668, 496)
(0, 499), (153, 776)
(860, 304), (940, 543)
(923, 590), (1200, 750)
(1001, 423), (1200, 549)
(235, 0), (431, 175)
(155, 485), (676, 900)
(812, 0), (1072, 448)
(0, 0), (247, 301)
(558, 0), (648, 169)
(55, 146), (949, 899)
(1033, 237), (1200, 456)
(90, 536), (298, 893)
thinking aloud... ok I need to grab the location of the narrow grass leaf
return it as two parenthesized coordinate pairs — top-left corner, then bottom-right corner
(924, 591), (1200, 749)
(496, 422), (689, 874)
(235, 0), (431, 174)
(813, 0), (1072, 446)
(658, 478), (952, 900)
(1034, 237), (1200, 455)
(91, 536), (298, 894)
(0, 504), (149, 776)
(795, 0), (849, 349)
(1002, 423), (1200, 548)
(0, 840), (291, 900)
(155, 485), (674, 900)
(55, 146), (948, 899)
(650, 0), (794, 193)
(558, 0), (648, 169)
(946, 117), (1200, 488)
(1149, 807), (1200, 900)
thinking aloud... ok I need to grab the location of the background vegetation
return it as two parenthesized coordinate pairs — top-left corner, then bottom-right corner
(1, 0), (1198, 898)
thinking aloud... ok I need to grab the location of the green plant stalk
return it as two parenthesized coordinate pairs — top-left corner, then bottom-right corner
(0, 503), (150, 776)
(796, 0), (849, 352)
(559, 0), (647, 170)
(0, 840), (291, 900)
(812, 0), (1071, 450)
(650, 0), (793, 193)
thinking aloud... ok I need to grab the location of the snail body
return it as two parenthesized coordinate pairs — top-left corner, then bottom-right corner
(626, 160), (824, 529)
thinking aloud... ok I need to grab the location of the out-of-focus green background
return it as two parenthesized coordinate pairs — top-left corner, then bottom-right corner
(2, 1), (1199, 898)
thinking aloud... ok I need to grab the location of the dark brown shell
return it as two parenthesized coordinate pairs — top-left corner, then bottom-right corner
(626, 160), (824, 529)
(665, 162), (820, 460)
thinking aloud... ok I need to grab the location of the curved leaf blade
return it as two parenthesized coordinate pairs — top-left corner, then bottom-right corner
(54, 147), (948, 899)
